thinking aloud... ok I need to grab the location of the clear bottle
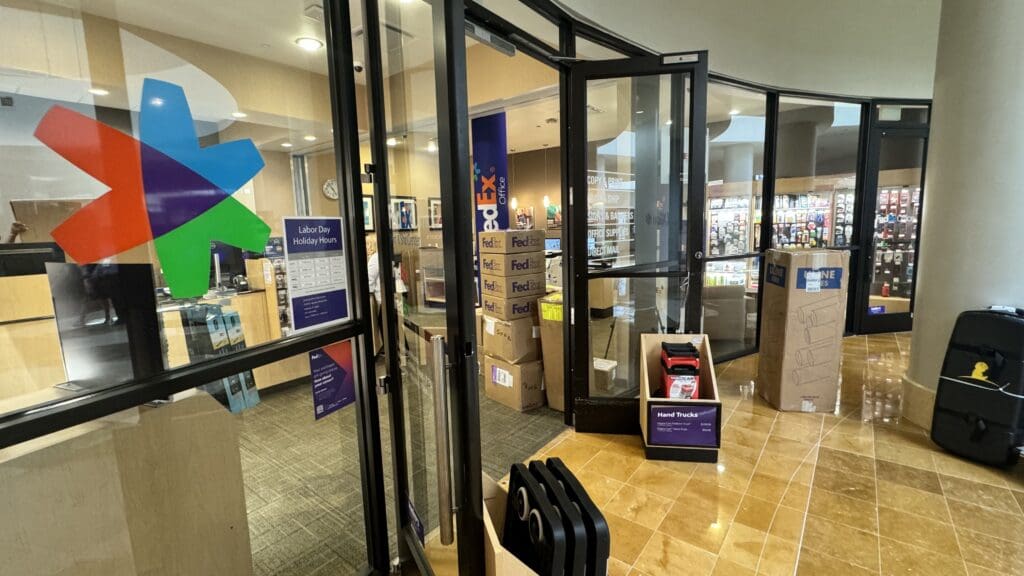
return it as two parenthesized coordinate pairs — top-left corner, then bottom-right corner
(882, 393), (895, 423)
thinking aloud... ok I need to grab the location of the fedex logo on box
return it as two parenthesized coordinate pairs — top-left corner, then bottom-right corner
(511, 235), (534, 248)
(510, 258), (533, 271)
(481, 236), (499, 249)
(484, 300), (499, 313)
(511, 302), (533, 314)
(483, 278), (500, 292)
(510, 279), (536, 294)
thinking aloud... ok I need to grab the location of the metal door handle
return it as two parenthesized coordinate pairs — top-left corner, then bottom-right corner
(431, 335), (455, 546)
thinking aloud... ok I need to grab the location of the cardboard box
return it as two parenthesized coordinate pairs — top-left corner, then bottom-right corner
(592, 358), (618, 394)
(483, 316), (540, 363)
(757, 249), (850, 412)
(484, 356), (545, 412)
(481, 272), (546, 299)
(482, 294), (538, 321)
(483, 474), (538, 576)
(479, 229), (546, 254)
(538, 293), (564, 411)
(480, 251), (546, 277)
(639, 333), (721, 462)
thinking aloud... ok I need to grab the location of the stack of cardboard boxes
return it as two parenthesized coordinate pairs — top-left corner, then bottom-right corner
(479, 229), (547, 412)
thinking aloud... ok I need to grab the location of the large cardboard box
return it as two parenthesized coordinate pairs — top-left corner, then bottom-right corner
(483, 315), (540, 363)
(483, 356), (545, 412)
(482, 294), (538, 321)
(757, 249), (850, 412)
(481, 272), (546, 299)
(538, 293), (564, 412)
(480, 252), (545, 276)
(479, 229), (546, 254)
(639, 334), (721, 462)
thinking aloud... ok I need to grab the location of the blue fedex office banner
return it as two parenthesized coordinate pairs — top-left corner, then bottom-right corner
(796, 267), (844, 290)
(472, 112), (510, 234)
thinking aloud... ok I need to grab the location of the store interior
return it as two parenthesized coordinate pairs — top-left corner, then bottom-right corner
(0, 1), (940, 575)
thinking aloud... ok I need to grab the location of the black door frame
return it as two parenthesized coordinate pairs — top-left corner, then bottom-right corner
(568, 52), (709, 434)
(852, 103), (931, 334)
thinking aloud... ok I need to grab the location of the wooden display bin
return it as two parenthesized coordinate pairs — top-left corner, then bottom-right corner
(639, 333), (721, 463)
(483, 474), (538, 576)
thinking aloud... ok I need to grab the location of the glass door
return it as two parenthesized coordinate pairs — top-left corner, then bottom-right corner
(569, 53), (708, 432)
(357, 0), (484, 573)
(853, 104), (929, 333)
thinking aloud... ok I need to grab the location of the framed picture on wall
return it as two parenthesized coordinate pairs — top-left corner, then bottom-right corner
(428, 198), (443, 229)
(362, 196), (374, 231)
(390, 197), (418, 231)
(546, 203), (562, 229)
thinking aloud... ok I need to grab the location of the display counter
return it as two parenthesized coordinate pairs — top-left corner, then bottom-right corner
(0, 270), (309, 407)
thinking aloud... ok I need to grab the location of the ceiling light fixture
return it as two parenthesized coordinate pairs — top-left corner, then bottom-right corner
(426, 140), (438, 153)
(282, 142), (293, 148)
(386, 137), (398, 147)
(150, 97), (164, 107)
(729, 109), (741, 115)
(295, 37), (324, 51)
(231, 111), (247, 118)
(665, 119), (672, 126)
(88, 88), (109, 96)
(303, 135), (317, 142)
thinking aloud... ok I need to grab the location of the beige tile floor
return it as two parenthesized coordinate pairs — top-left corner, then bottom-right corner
(426, 333), (1024, 575)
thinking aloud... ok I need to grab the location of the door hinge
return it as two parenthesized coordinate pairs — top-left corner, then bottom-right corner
(376, 375), (391, 396)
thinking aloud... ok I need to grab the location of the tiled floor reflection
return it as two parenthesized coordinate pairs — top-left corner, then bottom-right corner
(463, 333), (1024, 576)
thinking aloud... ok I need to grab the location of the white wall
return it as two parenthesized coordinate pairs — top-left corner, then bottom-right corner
(559, 0), (941, 99)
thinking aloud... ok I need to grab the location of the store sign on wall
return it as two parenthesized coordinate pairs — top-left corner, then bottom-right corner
(35, 78), (270, 298)
(309, 340), (356, 420)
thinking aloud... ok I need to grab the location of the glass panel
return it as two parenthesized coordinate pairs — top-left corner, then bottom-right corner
(867, 137), (925, 316)
(703, 257), (760, 357)
(590, 276), (684, 398)
(0, 0), (351, 413)
(584, 70), (689, 400)
(706, 83), (767, 257)
(0, 1), (373, 573)
(585, 74), (689, 272)
(773, 97), (862, 249)
(576, 36), (628, 60)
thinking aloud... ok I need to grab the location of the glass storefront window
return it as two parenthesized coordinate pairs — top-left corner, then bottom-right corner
(773, 96), (863, 249)
(0, 1), (353, 414)
(0, 1), (379, 573)
(705, 83), (767, 257)
(703, 256), (760, 357)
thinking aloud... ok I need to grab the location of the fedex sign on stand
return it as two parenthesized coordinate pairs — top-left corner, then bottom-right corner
(472, 112), (510, 297)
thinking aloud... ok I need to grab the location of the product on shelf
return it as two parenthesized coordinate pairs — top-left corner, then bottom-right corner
(707, 196), (751, 256)
(869, 186), (921, 301)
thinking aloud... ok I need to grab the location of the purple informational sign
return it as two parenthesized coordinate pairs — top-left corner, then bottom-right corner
(283, 217), (349, 332)
(309, 341), (355, 420)
(648, 405), (719, 447)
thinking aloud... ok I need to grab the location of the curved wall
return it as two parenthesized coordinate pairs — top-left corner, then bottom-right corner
(558, 0), (940, 99)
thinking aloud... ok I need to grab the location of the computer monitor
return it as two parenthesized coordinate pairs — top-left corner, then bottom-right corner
(545, 237), (561, 251)
(0, 242), (66, 277)
(209, 241), (246, 287)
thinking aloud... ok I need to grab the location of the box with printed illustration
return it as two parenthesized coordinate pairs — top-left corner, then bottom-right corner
(757, 249), (850, 412)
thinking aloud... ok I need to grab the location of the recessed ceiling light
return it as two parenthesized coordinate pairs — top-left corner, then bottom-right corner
(386, 137), (398, 147)
(150, 97), (164, 107)
(231, 111), (247, 118)
(426, 140), (438, 153)
(282, 142), (293, 148)
(729, 109), (741, 115)
(88, 88), (109, 96)
(665, 119), (672, 125)
(303, 135), (317, 142)
(295, 37), (324, 51)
